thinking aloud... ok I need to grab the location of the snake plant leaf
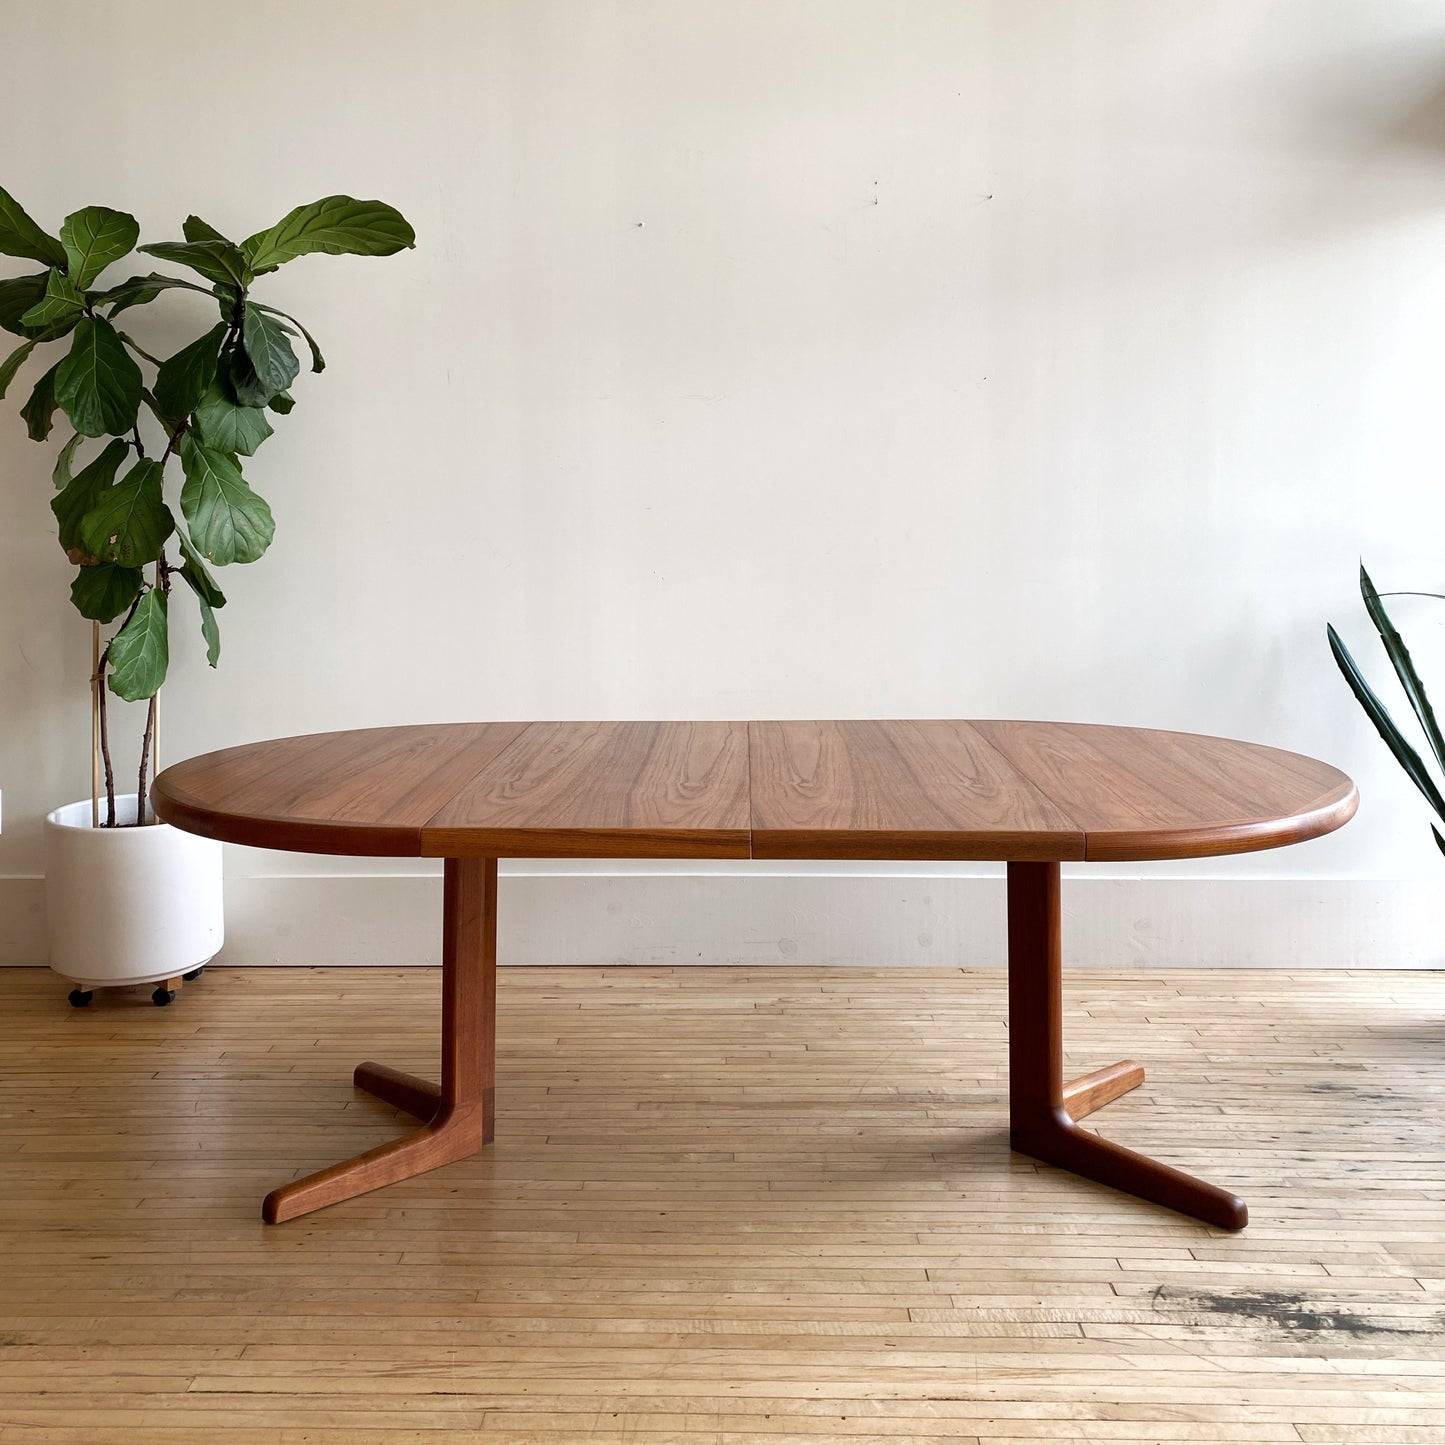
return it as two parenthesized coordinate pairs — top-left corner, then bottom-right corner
(107, 588), (168, 701)
(51, 431), (83, 489)
(0, 338), (34, 399)
(18, 268), (85, 335)
(1329, 622), (1445, 822)
(54, 317), (143, 437)
(20, 360), (61, 441)
(70, 561), (144, 623)
(241, 303), (300, 396)
(153, 322), (227, 422)
(251, 301), (325, 373)
(52, 438), (129, 558)
(182, 215), (234, 247)
(1359, 565), (1445, 778)
(179, 435), (275, 564)
(137, 238), (250, 290)
(0, 186), (67, 269)
(80, 456), (174, 568)
(60, 207), (139, 289)
(193, 379), (273, 456)
(0, 272), (47, 334)
(241, 196), (414, 274)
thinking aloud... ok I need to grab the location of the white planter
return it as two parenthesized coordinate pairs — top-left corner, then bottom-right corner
(45, 794), (224, 991)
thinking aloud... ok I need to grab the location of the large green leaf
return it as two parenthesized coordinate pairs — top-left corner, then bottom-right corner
(179, 435), (275, 564)
(80, 456), (174, 567)
(137, 238), (249, 290)
(251, 301), (325, 373)
(0, 272), (47, 334)
(195, 591), (221, 666)
(178, 532), (225, 667)
(240, 303), (299, 396)
(18, 267), (85, 334)
(177, 531), (227, 608)
(51, 438), (129, 558)
(267, 388), (294, 415)
(92, 271), (217, 318)
(1359, 565), (1445, 779)
(182, 215), (234, 246)
(70, 562), (144, 623)
(153, 322), (227, 422)
(101, 282), (163, 318)
(51, 431), (83, 488)
(241, 196), (414, 273)
(1329, 622), (1445, 822)
(0, 338), (34, 398)
(107, 588), (168, 701)
(0, 185), (67, 269)
(193, 378), (273, 455)
(60, 207), (139, 289)
(141, 387), (183, 438)
(20, 361), (60, 441)
(223, 339), (275, 407)
(54, 317), (143, 437)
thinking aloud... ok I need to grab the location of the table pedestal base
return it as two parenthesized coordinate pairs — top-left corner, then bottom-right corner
(1007, 861), (1248, 1231)
(262, 858), (497, 1225)
(261, 856), (1246, 1230)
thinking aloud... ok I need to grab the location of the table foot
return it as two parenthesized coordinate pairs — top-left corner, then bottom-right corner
(354, 1061), (444, 1121)
(262, 1102), (488, 1224)
(1007, 862), (1246, 1231)
(1010, 1105), (1247, 1230)
(1063, 1059), (1145, 1121)
(262, 858), (498, 1224)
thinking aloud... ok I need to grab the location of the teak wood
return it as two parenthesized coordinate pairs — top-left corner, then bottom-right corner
(151, 719), (1357, 1228)
(262, 857), (497, 1224)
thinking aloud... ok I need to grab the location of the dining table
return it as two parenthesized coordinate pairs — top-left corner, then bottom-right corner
(151, 718), (1357, 1228)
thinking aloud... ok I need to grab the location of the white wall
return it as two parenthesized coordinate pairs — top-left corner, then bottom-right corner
(4, 0), (1445, 968)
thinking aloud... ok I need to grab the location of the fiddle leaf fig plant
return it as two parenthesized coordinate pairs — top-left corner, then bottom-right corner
(1, 187), (414, 824)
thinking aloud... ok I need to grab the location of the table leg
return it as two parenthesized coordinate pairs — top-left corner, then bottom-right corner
(1006, 861), (1247, 1230)
(262, 857), (497, 1224)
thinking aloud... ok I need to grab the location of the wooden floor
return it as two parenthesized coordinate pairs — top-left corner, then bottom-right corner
(0, 963), (1443, 1444)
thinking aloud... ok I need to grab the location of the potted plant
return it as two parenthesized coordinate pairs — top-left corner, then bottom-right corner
(1330, 564), (1445, 854)
(0, 188), (414, 1005)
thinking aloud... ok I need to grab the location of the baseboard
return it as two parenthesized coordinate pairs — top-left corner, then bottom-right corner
(1, 870), (1438, 968)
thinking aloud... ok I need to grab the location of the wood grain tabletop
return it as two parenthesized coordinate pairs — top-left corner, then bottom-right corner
(151, 719), (1357, 862)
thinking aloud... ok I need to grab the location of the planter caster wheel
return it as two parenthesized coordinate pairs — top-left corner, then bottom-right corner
(67, 989), (93, 1008)
(182, 966), (204, 982)
(151, 987), (176, 1007)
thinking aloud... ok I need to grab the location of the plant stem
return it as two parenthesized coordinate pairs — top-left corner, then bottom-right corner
(93, 590), (147, 828)
(96, 672), (116, 826)
(136, 694), (156, 827)
(160, 421), (187, 465)
(117, 331), (164, 367)
(131, 557), (172, 826)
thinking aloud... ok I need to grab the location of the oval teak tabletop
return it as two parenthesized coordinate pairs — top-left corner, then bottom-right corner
(151, 719), (1357, 863)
